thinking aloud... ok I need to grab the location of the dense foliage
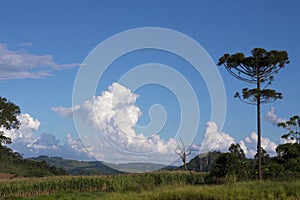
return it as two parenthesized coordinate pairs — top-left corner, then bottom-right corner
(0, 97), (20, 145)
(202, 143), (300, 183)
(0, 145), (67, 177)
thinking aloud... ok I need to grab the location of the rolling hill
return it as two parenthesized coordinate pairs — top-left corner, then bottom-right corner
(31, 156), (179, 174)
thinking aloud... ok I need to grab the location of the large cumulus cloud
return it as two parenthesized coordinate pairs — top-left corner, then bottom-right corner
(53, 82), (178, 165)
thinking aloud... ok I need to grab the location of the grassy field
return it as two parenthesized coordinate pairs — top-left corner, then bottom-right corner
(7, 181), (300, 200)
(0, 171), (205, 197)
(1, 172), (300, 200)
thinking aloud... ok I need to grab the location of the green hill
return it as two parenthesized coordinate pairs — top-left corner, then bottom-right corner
(105, 162), (171, 173)
(31, 156), (178, 174)
(31, 156), (123, 175)
(0, 145), (67, 177)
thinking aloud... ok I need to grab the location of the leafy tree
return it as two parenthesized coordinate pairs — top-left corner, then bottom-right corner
(254, 147), (270, 165)
(229, 143), (246, 160)
(278, 115), (300, 144)
(254, 147), (271, 178)
(276, 143), (300, 161)
(275, 143), (300, 178)
(0, 97), (21, 145)
(208, 143), (252, 183)
(175, 137), (191, 171)
(218, 48), (289, 180)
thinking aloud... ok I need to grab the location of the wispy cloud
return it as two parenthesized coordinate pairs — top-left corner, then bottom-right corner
(18, 42), (33, 47)
(0, 44), (80, 80)
(52, 105), (80, 118)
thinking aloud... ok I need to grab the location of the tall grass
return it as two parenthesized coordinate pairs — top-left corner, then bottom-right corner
(11, 181), (300, 200)
(1, 172), (300, 199)
(111, 182), (300, 200)
(0, 171), (206, 197)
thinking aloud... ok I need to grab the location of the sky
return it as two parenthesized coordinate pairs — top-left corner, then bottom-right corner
(0, 1), (299, 166)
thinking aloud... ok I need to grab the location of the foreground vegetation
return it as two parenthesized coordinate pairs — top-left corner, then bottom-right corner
(0, 171), (205, 197)
(2, 177), (300, 200)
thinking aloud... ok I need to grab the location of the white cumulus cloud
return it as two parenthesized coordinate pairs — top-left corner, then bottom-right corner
(191, 122), (278, 158)
(198, 121), (236, 152)
(54, 82), (178, 165)
(239, 132), (277, 158)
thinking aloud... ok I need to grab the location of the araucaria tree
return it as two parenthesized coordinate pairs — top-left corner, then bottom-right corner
(218, 48), (289, 180)
(0, 97), (20, 145)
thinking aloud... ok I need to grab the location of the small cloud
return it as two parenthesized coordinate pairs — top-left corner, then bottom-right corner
(265, 107), (285, 126)
(52, 105), (80, 118)
(18, 42), (33, 47)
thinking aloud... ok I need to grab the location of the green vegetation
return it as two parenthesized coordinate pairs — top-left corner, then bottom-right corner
(205, 143), (300, 182)
(0, 171), (205, 198)
(2, 177), (300, 199)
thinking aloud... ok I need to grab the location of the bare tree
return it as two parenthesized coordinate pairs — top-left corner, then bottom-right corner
(175, 137), (191, 171)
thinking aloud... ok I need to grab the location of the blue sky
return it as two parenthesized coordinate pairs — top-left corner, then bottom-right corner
(0, 1), (299, 163)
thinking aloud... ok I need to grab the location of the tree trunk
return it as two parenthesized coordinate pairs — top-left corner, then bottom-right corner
(183, 156), (187, 171)
(257, 79), (262, 180)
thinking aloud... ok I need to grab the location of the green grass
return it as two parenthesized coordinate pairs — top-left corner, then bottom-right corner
(8, 181), (300, 200)
(0, 171), (206, 197)
(1, 172), (300, 200)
